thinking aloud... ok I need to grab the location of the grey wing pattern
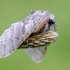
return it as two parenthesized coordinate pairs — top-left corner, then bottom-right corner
(0, 10), (51, 58)
(24, 46), (47, 63)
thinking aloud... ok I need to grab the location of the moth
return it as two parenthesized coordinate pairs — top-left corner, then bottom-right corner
(0, 10), (58, 63)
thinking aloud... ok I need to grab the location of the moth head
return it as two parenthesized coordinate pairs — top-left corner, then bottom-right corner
(44, 13), (57, 31)
(48, 18), (55, 25)
(39, 19), (56, 33)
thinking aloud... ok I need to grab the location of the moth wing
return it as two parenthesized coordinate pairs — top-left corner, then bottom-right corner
(0, 21), (37, 58)
(24, 46), (47, 63)
(0, 10), (50, 58)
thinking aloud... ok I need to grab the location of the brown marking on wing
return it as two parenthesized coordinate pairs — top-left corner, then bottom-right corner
(34, 18), (49, 32)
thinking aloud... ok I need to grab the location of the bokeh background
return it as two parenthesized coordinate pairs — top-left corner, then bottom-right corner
(0, 0), (70, 70)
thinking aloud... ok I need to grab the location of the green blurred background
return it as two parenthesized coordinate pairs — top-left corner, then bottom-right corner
(0, 0), (70, 70)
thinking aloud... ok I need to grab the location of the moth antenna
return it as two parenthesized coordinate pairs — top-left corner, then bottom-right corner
(31, 10), (35, 14)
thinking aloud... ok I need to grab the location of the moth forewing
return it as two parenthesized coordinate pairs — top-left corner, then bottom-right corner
(0, 10), (51, 58)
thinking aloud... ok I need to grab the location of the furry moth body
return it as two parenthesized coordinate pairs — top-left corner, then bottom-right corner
(0, 10), (58, 63)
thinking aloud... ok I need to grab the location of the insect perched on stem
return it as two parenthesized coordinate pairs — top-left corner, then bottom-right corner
(0, 10), (58, 63)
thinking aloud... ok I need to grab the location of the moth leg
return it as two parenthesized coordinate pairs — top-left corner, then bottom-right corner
(27, 37), (29, 46)
(49, 23), (57, 32)
(54, 23), (57, 31)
